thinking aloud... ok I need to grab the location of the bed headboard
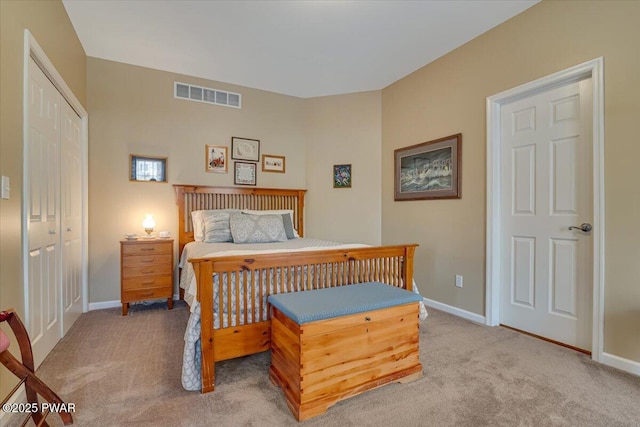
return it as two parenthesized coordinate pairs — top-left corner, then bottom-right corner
(173, 185), (307, 254)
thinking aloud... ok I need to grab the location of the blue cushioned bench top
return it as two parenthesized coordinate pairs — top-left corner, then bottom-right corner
(268, 282), (423, 325)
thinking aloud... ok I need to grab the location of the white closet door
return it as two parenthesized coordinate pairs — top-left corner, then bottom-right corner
(61, 99), (83, 334)
(27, 57), (61, 367)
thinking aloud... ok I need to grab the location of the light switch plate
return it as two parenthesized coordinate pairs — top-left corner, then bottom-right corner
(455, 275), (463, 288)
(1, 176), (9, 199)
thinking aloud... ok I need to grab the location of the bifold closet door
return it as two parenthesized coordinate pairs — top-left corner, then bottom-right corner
(27, 56), (62, 367)
(26, 57), (85, 366)
(61, 97), (83, 334)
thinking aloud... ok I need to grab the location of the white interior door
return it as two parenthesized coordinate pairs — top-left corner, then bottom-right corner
(61, 99), (83, 334)
(27, 57), (61, 366)
(499, 78), (593, 351)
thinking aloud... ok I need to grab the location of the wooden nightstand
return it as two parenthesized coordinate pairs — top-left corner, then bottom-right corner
(120, 238), (174, 316)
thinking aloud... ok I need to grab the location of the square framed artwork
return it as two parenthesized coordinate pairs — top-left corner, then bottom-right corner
(234, 161), (257, 186)
(262, 154), (286, 173)
(205, 145), (228, 173)
(394, 133), (461, 200)
(231, 137), (260, 162)
(333, 164), (352, 188)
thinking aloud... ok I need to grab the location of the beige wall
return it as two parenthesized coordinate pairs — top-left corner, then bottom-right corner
(0, 0), (86, 403)
(305, 92), (382, 245)
(382, 0), (640, 362)
(87, 58), (307, 302)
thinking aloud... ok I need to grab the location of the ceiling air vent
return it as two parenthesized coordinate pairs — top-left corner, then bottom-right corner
(174, 82), (241, 109)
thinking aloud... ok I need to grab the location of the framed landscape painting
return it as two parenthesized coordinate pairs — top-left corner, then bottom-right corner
(394, 133), (461, 201)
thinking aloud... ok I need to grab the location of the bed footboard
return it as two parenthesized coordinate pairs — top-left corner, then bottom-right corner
(190, 244), (417, 393)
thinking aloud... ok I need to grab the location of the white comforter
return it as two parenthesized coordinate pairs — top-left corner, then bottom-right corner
(180, 238), (428, 391)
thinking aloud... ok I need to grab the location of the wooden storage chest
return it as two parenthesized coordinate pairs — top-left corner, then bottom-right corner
(268, 282), (423, 421)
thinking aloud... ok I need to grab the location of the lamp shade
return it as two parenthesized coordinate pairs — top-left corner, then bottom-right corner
(142, 214), (155, 231)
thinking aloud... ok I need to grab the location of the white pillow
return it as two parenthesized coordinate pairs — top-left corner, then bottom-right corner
(241, 209), (299, 238)
(191, 210), (205, 242)
(191, 209), (240, 242)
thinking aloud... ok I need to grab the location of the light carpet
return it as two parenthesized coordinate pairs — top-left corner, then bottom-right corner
(5, 301), (639, 426)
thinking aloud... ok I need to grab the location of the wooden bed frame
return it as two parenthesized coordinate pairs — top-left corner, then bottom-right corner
(174, 185), (418, 393)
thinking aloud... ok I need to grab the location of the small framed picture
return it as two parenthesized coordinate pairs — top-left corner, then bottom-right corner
(234, 161), (257, 186)
(262, 154), (286, 173)
(333, 164), (352, 188)
(205, 145), (228, 173)
(231, 137), (260, 162)
(130, 155), (167, 182)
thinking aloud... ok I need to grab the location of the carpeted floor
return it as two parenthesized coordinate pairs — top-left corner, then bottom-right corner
(4, 301), (640, 427)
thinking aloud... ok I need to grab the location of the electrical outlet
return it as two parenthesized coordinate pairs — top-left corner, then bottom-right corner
(1, 176), (10, 200)
(455, 275), (463, 288)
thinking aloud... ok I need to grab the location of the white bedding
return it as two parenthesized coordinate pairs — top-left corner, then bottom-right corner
(180, 237), (428, 391)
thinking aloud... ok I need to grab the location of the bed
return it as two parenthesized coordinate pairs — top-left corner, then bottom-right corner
(174, 184), (425, 393)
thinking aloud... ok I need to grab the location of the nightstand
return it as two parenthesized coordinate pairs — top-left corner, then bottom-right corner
(120, 238), (174, 316)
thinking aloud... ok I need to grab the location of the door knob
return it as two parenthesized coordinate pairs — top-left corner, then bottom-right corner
(568, 223), (592, 232)
(48, 230), (56, 235)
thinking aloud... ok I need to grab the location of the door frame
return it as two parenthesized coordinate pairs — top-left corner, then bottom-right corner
(22, 30), (89, 327)
(485, 58), (605, 361)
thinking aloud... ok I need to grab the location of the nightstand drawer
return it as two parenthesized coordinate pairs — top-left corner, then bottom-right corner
(122, 242), (172, 256)
(122, 276), (172, 291)
(122, 253), (172, 269)
(122, 264), (172, 278)
(122, 287), (172, 302)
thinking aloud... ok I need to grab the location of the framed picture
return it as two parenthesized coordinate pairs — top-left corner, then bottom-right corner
(394, 133), (461, 201)
(130, 155), (167, 182)
(205, 145), (227, 173)
(234, 161), (257, 186)
(262, 154), (286, 173)
(333, 164), (352, 188)
(231, 137), (260, 162)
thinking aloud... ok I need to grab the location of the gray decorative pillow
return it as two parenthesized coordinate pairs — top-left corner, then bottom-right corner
(203, 211), (235, 243)
(230, 213), (288, 244)
(280, 213), (296, 239)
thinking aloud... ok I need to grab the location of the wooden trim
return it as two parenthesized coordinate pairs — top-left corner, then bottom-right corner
(500, 324), (591, 355)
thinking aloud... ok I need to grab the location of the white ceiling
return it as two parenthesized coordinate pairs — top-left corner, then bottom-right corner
(63, 0), (538, 98)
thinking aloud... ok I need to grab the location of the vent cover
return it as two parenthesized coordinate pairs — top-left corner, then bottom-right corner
(174, 82), (241, 109)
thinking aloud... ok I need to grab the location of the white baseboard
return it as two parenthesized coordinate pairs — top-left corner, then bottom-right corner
(88, 300), (120, 311)
(88, 296), (180, 311)
(601, 352), (640, 376)
(422, 299), (640, 378)
(423, 297), (485, 324)
(0, 386), (25, 425)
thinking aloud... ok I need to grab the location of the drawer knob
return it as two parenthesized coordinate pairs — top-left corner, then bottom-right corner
(141, 248), (155, 252)
(140, 292), (154, 297)
(365, 316), (371, 321)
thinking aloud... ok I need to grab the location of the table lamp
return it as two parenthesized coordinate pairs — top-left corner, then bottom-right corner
(142, 214), (155, 237)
